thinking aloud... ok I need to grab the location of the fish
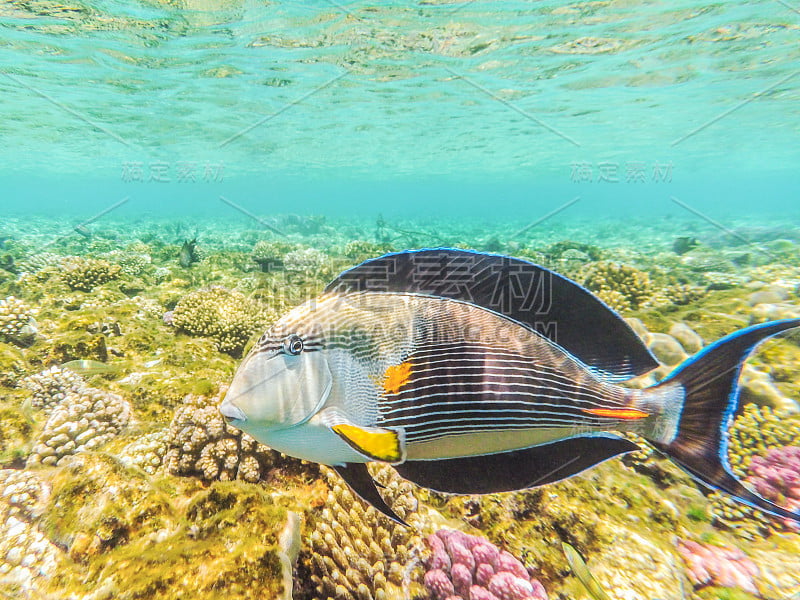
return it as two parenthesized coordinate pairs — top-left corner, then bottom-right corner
(179, 238), (199, 268)
(61, 359), (117, 376)
(221, 248), (800, 526)
(561, 542), (611, 600)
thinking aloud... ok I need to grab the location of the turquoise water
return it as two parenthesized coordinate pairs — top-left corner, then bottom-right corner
(3, 3), (800, 599)
(2, 0), (799, 220)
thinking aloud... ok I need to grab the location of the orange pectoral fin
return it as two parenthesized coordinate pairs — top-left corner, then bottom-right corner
(583, 408), (649, 420)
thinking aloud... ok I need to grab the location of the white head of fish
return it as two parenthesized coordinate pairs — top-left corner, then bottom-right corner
(220, 331), (368, 465)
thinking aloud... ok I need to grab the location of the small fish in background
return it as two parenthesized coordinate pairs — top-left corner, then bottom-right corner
(221, 248), (800, 526)
(561, 542), (611, 600)
(61, 359), (117, 376)
(179, 238), (200, 268)
(671, 236), (699, 255)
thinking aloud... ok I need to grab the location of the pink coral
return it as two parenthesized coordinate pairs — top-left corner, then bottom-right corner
(747, 445), (800, 528)
(677, 539), (760, 595)
(423, 529), (547, 600)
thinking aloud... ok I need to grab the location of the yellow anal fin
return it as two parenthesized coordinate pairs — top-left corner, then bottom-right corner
(332, 424), (404, 463)
(583, 408), (649, 420)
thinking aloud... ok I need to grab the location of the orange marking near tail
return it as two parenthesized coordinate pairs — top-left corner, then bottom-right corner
(383, 362), (413, 395)
(584, 408), (649, 420)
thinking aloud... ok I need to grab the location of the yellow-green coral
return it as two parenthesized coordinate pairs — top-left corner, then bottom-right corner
(300, 465), (426, 600)
(728, 403), (800, 478)
(61, 258), (121, 291)
(171, 287), (273, 355)
(251, 240), (298, 271)
(583, 262), (653, 312)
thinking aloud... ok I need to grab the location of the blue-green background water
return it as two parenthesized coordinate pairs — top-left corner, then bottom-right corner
(1, 0), (799, 222)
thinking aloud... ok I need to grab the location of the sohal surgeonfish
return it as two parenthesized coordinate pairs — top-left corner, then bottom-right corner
(221, 249), (800, 525)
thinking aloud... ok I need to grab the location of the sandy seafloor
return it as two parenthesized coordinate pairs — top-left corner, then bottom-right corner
(0, 213), (799, 600)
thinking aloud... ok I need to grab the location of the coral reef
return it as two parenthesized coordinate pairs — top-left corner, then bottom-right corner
(728, 404), (800, 478)
(677, 539), (759, 595)
(284, 247), (329, 277)
(22, 365), (86, 413)
(171, 286), (272, 355)
(423, 528), (547, 600)
(251, 240), (298, 271)
(0, 469), (60, 591)
(582, 262), (652, 312)
(747, 446), (800, 527)
(27, 387), (132, 467)
(0, 295), (37, 347)
(61, 257), (121, 291)
(300, 464), (426, 600)
(118, 428), (170, 475)
(163, 393), (277, 483)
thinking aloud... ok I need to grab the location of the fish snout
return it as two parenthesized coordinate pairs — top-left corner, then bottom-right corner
(219, 400), (247, 425)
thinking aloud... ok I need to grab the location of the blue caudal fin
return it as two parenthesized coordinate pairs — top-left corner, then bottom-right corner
(327, 248), (658, 381)
(648, 318), (800, 523)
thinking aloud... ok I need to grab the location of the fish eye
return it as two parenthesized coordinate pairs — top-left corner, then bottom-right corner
(283, 334), (304, 356)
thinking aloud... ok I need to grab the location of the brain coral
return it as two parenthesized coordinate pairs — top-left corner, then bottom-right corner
(22, 366), (86, 413)
(163, 393), (277, 483)
(61, 258), (121, 291)
(26, 387), (131, 467)
(300, 465), (426, 600)
(171, 287), (272, 355)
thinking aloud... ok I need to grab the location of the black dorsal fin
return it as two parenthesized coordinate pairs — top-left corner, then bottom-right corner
(394, 434), (639, 494)
(326, 248), (658, 380)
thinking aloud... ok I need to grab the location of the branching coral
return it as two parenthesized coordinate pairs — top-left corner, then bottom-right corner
(163, 393), (277, 483)
(300, 465), (426, 600)
(284, 248), (329, 277)
(171, 286), (273, 355)
(251, 240), (298, 271)
(26, 387), (132, 467)
(582, 262), (652, 312)
(61, 258), (121, 291)
(728, 404), (800, 478)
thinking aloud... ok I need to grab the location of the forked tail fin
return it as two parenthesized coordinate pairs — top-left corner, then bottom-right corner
(647, 318), (800, 523)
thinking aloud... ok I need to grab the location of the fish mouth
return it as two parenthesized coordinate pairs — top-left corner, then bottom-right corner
(219, 401), (247, 424)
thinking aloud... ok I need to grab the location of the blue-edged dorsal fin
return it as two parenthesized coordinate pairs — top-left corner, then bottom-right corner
(326, 248), (658, 381)
(394, 434), (639, 494)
